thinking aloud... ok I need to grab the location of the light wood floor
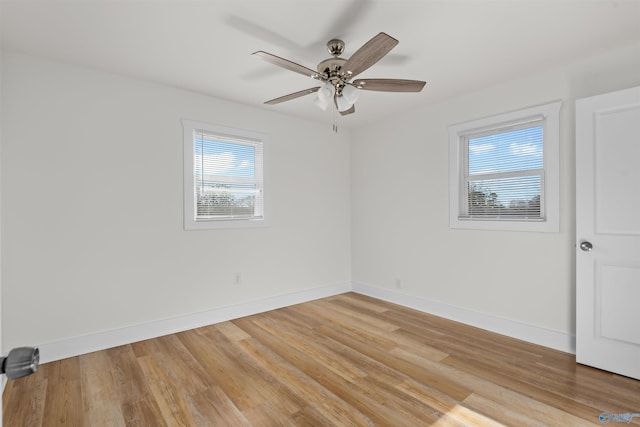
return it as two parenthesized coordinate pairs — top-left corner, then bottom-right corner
(4, 293), (640, 426)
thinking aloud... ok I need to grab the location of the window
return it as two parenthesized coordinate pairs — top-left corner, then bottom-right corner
(182, 120), (268, 230)
(448, 101), (561, 232)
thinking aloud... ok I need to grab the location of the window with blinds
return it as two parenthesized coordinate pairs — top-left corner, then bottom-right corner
(448, 101), (561, 232)
(183, 120), (268, 230)
(463, 123), (544, 219)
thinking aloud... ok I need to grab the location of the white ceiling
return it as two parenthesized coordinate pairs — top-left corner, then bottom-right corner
(2, 0), (639, 129)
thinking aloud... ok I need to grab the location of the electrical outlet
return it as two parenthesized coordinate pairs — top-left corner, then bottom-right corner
(234, 273), (241, 285)
(395, 279), (402, 289)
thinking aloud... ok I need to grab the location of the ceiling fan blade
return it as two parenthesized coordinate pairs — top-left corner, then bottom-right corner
(253, 51), (319, 79)
(343, 32), (398, 78)
(340, 104), (355, 116)
(333, 96), (356, 115)
(353, 78), (426, 92)
(264, 87), (320, 105)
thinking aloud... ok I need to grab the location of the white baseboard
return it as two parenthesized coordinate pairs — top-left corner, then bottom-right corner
(37, 280), (575, 364)
(37, 282), (351, 364)
(352, 281), (576, 354)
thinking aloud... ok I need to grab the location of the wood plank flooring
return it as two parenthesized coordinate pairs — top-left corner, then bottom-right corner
(4, 293), (640, 426)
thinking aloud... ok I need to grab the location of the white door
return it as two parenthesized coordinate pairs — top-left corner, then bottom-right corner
(576, 86), (640, 380)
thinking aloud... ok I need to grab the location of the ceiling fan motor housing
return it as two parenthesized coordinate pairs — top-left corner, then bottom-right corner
(320, 39), (351, 93)
(317, 57), (350, 96)
(317, 57), (347, 77)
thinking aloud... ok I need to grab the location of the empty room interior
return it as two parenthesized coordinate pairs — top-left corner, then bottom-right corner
(1, 0), (640, 425)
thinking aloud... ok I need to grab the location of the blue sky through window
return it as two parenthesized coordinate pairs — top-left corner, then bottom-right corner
(468, 126), (543, 175)
(195, 135), (255, 179)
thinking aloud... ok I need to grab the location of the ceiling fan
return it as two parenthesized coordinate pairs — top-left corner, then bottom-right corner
(253, 32), (426, 115)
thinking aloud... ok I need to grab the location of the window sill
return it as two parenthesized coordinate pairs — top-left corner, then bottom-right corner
(184, 218), (270, 231)
(450, 216), (557, 232)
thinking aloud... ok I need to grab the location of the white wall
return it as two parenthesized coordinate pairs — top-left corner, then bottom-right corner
(2, 41), (639, 359)
(1, 52), (351, 351)
(351, 43), (640, 342)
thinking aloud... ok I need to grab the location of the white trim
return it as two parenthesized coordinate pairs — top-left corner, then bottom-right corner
(352, 281), (576, 354)
(37, 282), (351, 364)
(36, 281), (575, 364)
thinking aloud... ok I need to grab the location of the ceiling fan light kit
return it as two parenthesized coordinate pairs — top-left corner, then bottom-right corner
(253, 32), (426, 116)
(336, 85), (359, 112)
(315, 82), (335, 110)
(341, 84), (360, 104)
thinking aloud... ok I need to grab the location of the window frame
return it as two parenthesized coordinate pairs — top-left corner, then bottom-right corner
(448, 101), (562, 232)
(182, 119), (269, 230)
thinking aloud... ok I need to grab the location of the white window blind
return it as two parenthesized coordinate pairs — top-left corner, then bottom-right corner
(194, 130), (264, 221)
(462, 122), (544, 219)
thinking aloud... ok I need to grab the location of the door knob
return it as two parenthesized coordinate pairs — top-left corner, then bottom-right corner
(580, 241), (593, 252)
